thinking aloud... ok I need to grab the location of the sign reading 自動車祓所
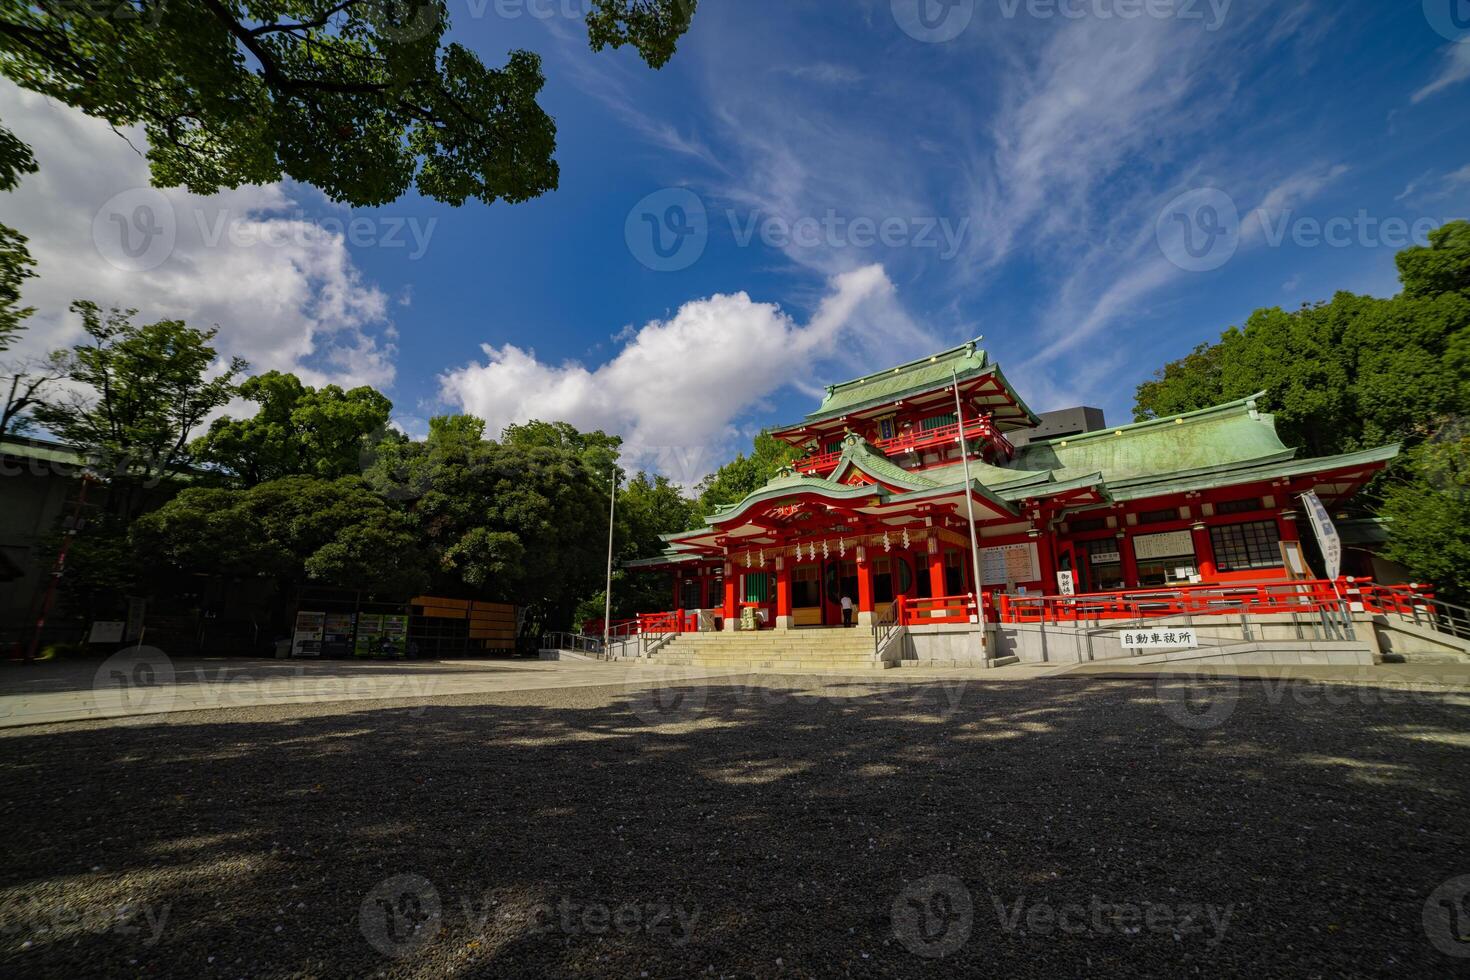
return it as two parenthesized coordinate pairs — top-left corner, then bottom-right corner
(1120, 628), (1198, 649)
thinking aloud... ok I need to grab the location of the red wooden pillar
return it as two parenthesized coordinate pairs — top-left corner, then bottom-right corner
(1117, 533), (1138, 589)
(1278, 510), (1300, 542)
(856, 546), (875, 625)
(928, 540), (946, 598)
(1191, 523), (1217, 580)
(1031, 529), (1055, 592)
(722, 563), (738, 632)
(775, 557), (793, 629)
(672, 571), (682, 610)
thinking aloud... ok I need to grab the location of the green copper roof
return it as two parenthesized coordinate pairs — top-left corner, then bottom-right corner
(811, 338), (988, 417)
(1012, 394), (1293, 485)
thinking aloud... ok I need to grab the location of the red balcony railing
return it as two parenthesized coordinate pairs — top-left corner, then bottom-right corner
(794, 415), (1013, 475)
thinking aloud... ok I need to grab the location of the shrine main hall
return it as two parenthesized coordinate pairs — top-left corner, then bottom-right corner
(627, 338), (1398, 634)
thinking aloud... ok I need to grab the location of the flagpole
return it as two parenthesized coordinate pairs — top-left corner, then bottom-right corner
(603, 468), (618, 653)
(951, 369), (987, 638)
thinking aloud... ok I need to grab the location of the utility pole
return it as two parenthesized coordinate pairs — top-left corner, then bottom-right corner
(951, 369), (987, 638)
(602, 467), (618, 653)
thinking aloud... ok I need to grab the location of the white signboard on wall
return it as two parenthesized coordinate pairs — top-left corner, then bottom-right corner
(1121, 628), (1198, 649)
(980, 542), (1039, 585)
(1132, 529), (1195, 561)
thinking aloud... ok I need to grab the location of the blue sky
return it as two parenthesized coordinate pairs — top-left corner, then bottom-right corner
(4, 0), (1470, 484)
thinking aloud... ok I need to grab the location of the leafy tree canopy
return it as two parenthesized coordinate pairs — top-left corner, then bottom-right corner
(0, 0), (696, 207)
(1378, 431), (1470, 603)
(690, 431), (800, 525)
(1134, 220), (1470, 458)
(366, 414), (617, 628)
(0, 221), (34, 352)
(192, 370), (392, 485)
(131, 474), (430, 598)
(33, 301), (246, 514)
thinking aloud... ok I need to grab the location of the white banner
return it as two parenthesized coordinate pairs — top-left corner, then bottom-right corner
(1300, 490), (1341, 580)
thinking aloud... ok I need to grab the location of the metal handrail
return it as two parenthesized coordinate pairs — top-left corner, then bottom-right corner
(1361, 585), (1470, 643)
(872, 598), (905, 661)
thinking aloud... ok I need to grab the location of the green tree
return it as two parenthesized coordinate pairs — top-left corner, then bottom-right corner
(366, 415), (615, 629)
(192, 370), (393, 485)
(1134, 221), (1470, 458)
(0, 0), (696, 208)
(0, 221), (34, 352)
(1378, 432), (1470, 603)
(34, 301), (246, 516)
(690, 431), (800, 524)
(131, 475), (431, 616)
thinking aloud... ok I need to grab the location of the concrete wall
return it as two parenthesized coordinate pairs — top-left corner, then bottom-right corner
(898, 623), (990, 667)
(989, 614), (1381, 667)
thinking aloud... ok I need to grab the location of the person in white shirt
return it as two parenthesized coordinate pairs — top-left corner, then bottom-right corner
(840, 594), (854, 627)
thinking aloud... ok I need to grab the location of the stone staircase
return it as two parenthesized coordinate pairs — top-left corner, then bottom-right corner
(648, 628), (892, 671)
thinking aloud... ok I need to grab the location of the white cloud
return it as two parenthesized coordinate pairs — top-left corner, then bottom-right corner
(1411, 43), (1470, 104)
(0, 82), (398, 390)
(439, 265), (900, 485)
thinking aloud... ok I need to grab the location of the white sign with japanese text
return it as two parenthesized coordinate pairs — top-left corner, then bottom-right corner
(1120, 627), (1198, 649)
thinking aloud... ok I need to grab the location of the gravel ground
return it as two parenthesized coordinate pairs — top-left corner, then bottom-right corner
(1, 671), (1468, 977)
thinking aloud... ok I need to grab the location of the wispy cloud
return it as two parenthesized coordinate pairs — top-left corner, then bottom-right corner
(1411, 43), (1470, 104)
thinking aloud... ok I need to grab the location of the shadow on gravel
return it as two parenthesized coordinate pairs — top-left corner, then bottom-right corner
(0, 657), (540, 696)
(1, 672), (1468, 977)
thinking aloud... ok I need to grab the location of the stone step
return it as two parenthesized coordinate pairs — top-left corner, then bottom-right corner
(655, 657), (893, 671)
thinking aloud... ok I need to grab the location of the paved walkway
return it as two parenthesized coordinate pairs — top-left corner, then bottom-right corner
(3, 652), (1468, 729)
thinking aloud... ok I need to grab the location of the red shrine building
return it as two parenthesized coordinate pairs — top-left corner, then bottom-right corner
(627, 339), (1399, 632)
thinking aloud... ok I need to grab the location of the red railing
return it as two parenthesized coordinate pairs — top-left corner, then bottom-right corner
(793, 415), (1014, 475)
(998, 579), (1357, 625)
(899, 594), (979, 625)
(636, 610), (692, 634)
(1349, 580), (1436, 615)
(796, 449), (844, 476)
